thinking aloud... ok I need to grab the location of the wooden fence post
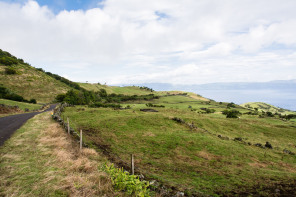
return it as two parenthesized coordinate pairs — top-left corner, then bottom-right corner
(80, 130), (83, 150)
(131, 154), (134, 175)
(67, 118), (70, 134)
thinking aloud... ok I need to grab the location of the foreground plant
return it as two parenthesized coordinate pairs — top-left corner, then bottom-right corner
(101, 164), (151, 197)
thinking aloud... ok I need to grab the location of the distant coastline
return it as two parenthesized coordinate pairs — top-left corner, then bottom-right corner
(120, 80), (296, 111)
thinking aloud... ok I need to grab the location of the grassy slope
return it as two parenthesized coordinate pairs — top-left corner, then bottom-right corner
(0, 98), (42, 111)
(0, 111), (121, 196)
(79, 83), (209, 102)
(0, 64), (70, 103)
(78, 83), (154, 95)
(241, 102), (294, 114)
(62, 94), (296, 195)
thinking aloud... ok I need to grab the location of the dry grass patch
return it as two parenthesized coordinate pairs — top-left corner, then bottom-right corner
(0, 112), (122, 197)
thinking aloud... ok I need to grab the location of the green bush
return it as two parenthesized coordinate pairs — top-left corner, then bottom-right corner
(5, 67), (17, 75)
(222, 109), (241, 118)
(0, 56), (18, 66)
(29, 98), (37, 104)
(102, 164), (150, 197)
(89, 102), (121, 109)
(227, 102), (236, 108)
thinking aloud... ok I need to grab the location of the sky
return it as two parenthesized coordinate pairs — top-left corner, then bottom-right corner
(0, 0), (296, 85)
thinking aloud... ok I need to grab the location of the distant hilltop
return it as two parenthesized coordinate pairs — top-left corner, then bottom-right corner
(119, 80), (296, 111)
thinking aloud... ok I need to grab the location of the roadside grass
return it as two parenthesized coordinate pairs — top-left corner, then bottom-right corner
(0, 98), (42, 111)
(0, 111), (122, 196)
(0, 64), (70, 103)
(62, 104), (296, 195)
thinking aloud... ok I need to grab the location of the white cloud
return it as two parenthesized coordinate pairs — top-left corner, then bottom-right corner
(0, 0), (296, 84)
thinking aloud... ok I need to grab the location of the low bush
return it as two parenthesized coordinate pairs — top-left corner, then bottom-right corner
(222, 109), (241, 118)
(0, 56), (18, 66)
(102, 164), (150, 197)
(5, 67), (17, 75)
(89, 102), (121, 109)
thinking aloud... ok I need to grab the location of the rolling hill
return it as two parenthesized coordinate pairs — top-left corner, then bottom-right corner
(0, 49), (74, 103)
(1, 48), (296, 196)
(241, 102), (294, 114)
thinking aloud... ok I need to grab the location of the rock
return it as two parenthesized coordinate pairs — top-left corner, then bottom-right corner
(25, 108), (29, 112)
(218, 135), (229, 140)
(255, 143), (265, 148)
(138, 174), (145, 179)
(265, 141), (273, 149)
(234, 137), (243, 141)
(172, 117), (185, 124)
(283, 148), (295, 155)
(174, 191), (185, 197)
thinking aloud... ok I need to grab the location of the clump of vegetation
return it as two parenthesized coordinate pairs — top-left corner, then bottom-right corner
(139, 86), (154, 92)
(200, 107), (216, 113)
(0, 49), (25, 66)
(89, 102), (121, 109)
(222, 109), (241, 118)
(56, 88), (160, 106)
(102, 164), (150, 197)
(146, 103), (165, 108)
(0, 56), (18, 66)
(227, 102), (236, 108)
(5, 67), (17, 75)
(36, 68), (83, 90)
(0, 85), (37, 103)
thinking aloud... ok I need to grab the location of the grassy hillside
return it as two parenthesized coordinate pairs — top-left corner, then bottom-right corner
(79, 83), (209, 102)
(0, 98), (42, 111)
(0, 63), (71, 103)
(0, 49), (77, 103)
(79, 83), (160, 95)
(62, 94), (296, 196)
(241, 102), (294, 114)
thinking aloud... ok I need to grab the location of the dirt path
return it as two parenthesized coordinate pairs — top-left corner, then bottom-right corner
(0, 104), (56, 146)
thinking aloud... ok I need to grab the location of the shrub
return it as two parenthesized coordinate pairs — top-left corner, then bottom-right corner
(266, 112), (274, 117)
(102, 164), (150, 196)
(29, 98), (37, 104)
(200, 108), (215, 113)
(0, 56), (18, 66)
(89, 102), (121, 109)
(222, 109), (241, 118)
(227, 102), (236, 108)
(5, 67), (17, 75)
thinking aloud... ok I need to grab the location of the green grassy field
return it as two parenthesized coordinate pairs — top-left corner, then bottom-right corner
(0, 64), (70, 103)
(0, 99), (42, 111)
(62, 95), (296, 196)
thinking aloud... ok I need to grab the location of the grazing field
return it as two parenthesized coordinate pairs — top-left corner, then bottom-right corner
(0, 99), (42, 111)
(62, 94), (296, 196)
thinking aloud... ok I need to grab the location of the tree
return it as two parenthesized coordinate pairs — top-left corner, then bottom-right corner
(222, 109), (241, 118)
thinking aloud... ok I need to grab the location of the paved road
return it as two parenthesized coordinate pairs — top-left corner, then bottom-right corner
(0, 104), (56, 146)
